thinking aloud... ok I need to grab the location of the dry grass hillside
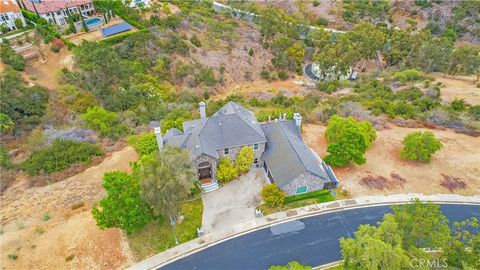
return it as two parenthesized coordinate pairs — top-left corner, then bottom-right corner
(303, 124), (480, 197)
(0, 147), (138, 269)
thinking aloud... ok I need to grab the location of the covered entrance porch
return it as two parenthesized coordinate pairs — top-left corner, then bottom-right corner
(197, 161), (218, 193)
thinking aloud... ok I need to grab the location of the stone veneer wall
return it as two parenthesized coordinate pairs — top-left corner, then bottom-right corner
(216, 142), (266, 168)
(193, 154), (217, 180)
(281, 172), (325, 196)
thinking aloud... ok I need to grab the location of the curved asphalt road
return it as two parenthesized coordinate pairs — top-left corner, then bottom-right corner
(161, 204), (479, 270)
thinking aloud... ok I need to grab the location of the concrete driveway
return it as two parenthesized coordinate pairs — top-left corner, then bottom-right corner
(202, 168), (269, 234)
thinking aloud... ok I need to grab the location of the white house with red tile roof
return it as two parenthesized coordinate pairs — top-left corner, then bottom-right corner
(0, 0), (26, 31)
(19, 0), (95, 27)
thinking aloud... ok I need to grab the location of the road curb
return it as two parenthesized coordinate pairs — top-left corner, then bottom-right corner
(127, 194), (480, 270)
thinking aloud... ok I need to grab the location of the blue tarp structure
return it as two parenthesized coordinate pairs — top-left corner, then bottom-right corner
(101, 22), (132, 37)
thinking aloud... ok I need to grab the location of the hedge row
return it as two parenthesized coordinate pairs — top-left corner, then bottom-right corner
(284, 189), (332, 204)
(99, 29), (149, 45)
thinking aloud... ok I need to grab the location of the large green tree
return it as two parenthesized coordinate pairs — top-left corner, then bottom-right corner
(340, 215), (410, 270)
(133, 146), (195, 221)
(92, 171), (154, 234)
(444, 44), (480, 81)
(324, 116), (376, 167)
(348, 22), (387, 66)
(340, 200), (477, 269)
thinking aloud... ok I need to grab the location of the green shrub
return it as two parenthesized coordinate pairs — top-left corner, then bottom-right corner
(400, 131), (443, 163)
(81, 106), (129, 140)
(8, 254), (18, 260)
(0, 113), (14, 134)
(235, 146), (254, 175)
(450, 98), (466, 112)
(468, 105), (480, 120)
(195, 68), (217, 86)
(260, 68), (271, 81)
(261, 184), (286, 207)
(42, 212), (51, 221)
(128, 133), (158, 155)
(216, 157), (238, 184)
(99, 29), (149, 46)
(189, 35), (202, 47)
(393, 69), (422, 83)
(248, 48), (254, 56)
(21, 139), (103, 176)
(312, 0), (320, 7)
(317, 80), (340, 94)
(0, 42), (26, 71)
(0, 145), (13, 169)
(284, 189), (331, 204)
(277, 70), (288, 80)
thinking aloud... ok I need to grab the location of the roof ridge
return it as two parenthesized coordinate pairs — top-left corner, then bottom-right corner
(279, 121), (324, 178)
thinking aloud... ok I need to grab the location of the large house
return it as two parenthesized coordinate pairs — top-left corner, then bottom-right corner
(154, 101), (338, 195)
(0, 0), (26, 32)
(19, 0), (95, 26)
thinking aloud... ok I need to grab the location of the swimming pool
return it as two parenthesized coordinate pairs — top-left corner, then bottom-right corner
(85, 17), (102, 27)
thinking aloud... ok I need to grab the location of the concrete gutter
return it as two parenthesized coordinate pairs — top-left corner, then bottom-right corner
(127, 194), (480, 270)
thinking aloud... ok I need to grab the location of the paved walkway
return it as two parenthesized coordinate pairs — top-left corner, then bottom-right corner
(202, 168), (267, 233)
(127, 194), (480, 270)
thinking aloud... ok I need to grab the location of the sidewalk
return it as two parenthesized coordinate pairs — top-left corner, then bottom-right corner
(127, 193), (480, 270)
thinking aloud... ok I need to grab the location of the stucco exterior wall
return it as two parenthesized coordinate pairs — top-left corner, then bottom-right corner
(281, 172), (325, 196)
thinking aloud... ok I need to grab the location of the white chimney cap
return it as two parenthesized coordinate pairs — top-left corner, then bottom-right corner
(154, 127), (161, 134)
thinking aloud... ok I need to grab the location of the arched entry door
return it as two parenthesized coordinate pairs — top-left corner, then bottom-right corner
(198, 161), (212, 179)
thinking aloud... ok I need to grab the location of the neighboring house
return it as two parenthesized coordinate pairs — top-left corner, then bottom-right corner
(20, 0), (95, 27)
(0, 0), (26, 32)
(155, 101), (339, 195)
(124, 0), (151, 9)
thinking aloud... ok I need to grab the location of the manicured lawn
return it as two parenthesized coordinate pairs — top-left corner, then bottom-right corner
(127, 197), (203, 260)
(257, 189), (337, 216)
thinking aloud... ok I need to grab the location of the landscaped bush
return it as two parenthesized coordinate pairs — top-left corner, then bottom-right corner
(261, 184), (286, 207)
(81, 106), (129, 140)
(283, 189), (332, 204)
(235, 146), (254, 175)
(21, 139), (103, 176)
(450, 98), (466, 112)
(215, 157), (238, 184)
(128, 133), (158, 155)
(400, 131), (443, 163)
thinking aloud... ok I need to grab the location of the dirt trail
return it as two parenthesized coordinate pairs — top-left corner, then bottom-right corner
(0, 146), (138, 270)
(303, 124), (480, 197)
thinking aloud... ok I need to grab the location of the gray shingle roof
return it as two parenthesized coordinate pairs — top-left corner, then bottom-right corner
(164, 101), (266, 158)
(261, 120), (330, 187)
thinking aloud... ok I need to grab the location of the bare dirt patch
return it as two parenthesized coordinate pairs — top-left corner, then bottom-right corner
(303, 124), (480, 197)
(0, 147), (138, 269)
(440, 174), (467, 192)
(429, 73), (480, 105)
(22, 43), (74, 90)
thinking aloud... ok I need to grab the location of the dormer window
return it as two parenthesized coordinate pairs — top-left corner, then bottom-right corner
(224, 148), (229, 155)
(253, 143), (258, 150)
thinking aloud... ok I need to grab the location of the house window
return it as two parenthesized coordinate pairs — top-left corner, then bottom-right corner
(253, 143), (258, 150)
(296, 186), (308, 194)
(224, 148), (229, 155)
(254, 158), (258, 164)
